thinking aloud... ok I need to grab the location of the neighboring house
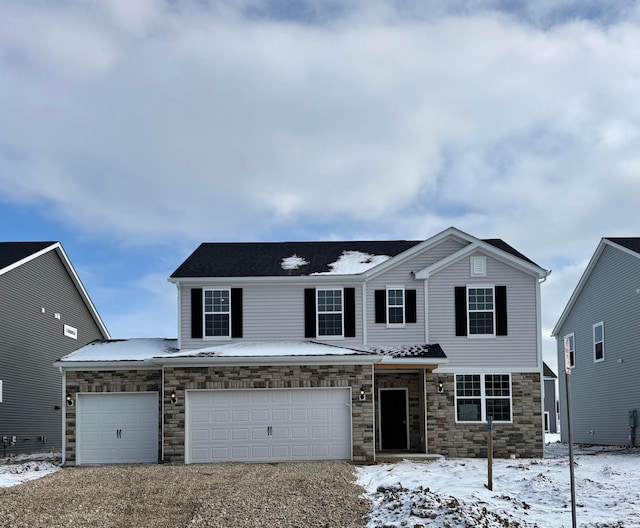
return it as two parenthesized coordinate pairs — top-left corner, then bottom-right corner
(0, 242), (109, 455)
(552, 237), (640, 446)
(543, 362), (558, 434)
(57, 227), (549, 465)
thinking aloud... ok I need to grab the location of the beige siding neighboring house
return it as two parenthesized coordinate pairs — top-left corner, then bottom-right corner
(57, 227), (549, 465)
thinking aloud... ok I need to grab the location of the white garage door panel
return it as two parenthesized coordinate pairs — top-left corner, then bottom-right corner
(77, 393), (158, 465)
(187, 388), (352, 463)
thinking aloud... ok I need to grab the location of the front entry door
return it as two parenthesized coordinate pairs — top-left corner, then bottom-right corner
(379, 389), (409, 450)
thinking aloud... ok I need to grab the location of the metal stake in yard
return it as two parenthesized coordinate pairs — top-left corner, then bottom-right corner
(487, 415), (493, 491)
(564, 336), (577, 528)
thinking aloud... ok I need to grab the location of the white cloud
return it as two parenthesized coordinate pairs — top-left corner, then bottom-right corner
(0, 1), (639, 341)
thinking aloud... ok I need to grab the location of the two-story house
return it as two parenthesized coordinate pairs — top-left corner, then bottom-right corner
(57, 227), (549, 465)
(552, 237), (640, 446)
(1, 242), (109, 455)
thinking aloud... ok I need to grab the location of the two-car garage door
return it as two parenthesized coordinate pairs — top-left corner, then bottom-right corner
(186, 388), (352, 463)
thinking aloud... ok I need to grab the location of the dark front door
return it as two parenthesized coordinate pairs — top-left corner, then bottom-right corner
(380, 389), (408, 450)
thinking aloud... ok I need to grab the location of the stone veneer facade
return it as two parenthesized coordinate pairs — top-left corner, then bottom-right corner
(63, 366), (541, 465)
(425, 371), (543, 458)
(64, 369), (163, 465)
(163, 364), (375, 463)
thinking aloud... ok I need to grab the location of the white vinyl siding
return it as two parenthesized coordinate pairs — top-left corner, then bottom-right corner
(429, 255), (540, 370)
(179, 283), (362, 349)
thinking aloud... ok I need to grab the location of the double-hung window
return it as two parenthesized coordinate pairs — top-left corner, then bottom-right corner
(455, 374), (512, 422)
(204, 289), (231, 337)
(468, 286), (495, 336)
(317, 288), (343, 337)
(564, 333), (575, 368)
(593, 322), (604, 362)
(387, 287), (405, 326)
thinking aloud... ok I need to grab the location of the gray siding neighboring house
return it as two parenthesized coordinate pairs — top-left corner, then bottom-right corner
(543, 363), (558, 434)
(552, 238), (640, 446)
(0, 242), (109, 455)
(57, 227), (550, 465)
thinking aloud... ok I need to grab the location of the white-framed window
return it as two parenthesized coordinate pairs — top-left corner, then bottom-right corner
(593, 322), (604, 362)
(204, 289), (231, 337)
(468, 286), (495, 336)
(470, 256), (487, 277)
(317, 288), (343, 337)
(386, 287), (405, 326)
(565, 333), (575, 368)
(455, 374), (512, 423)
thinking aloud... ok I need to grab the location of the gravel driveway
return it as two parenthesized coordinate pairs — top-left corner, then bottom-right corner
(0, 462), (369, 528)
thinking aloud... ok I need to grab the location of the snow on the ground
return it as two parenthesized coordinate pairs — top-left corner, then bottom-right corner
(0, 452), (61, 488)
(357, 439), (640, 528)
(2, 441), (639, 528)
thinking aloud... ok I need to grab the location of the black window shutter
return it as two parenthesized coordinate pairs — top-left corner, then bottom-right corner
(455, 286), (467, 336)
(304, 288), (316, 338)
(405, 289), (417, 324)
(344, 288), (356, 337)
(231, 288), (243, 338)
(495, 286), (508, 336)
(191, 288), (203, 339)
(374, 290), (386, 324)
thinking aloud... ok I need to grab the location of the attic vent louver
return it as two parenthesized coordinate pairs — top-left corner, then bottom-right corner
(470, 256), (487, 277)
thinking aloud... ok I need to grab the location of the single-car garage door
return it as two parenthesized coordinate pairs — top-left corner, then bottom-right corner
(186, 388), (352, 463)
(76, 392), (158, 465)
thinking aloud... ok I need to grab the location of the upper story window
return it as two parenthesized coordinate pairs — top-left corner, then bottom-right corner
(468, 286), (495, 335)
(191, 288), (243, 340)
(455, 373), (512, 423)
(387, 287), (405, 326)
(455, 285), (507, 337)
(593, 322), (604, 362)
(564, 333), (575, 368)
(317, 288), (343, 337)
(305, 288), (355, 339)
(204, 289), (230, 337)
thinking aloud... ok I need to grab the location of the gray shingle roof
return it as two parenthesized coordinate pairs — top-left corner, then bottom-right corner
(0, 242), (56, 271)
(171, 238), (538, 278)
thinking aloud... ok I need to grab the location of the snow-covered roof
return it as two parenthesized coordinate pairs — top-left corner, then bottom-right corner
(59, 338), (178, 362)
(310, 251), (390, 275)
(57, 339), (448, 367)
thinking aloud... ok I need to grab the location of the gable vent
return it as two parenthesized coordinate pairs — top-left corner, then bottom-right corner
(470, 256), (487, 277)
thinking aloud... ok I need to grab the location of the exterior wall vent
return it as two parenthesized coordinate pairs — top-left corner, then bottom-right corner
(470, 256), (487, 277)
(64, 324), (78, 340)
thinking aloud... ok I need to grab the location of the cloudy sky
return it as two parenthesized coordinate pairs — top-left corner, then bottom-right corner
(1, 0), (639, 371)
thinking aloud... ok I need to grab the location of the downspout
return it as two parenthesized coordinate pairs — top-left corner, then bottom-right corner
(61, 367), (66, 465)
(161, 366), (165, 462)
(362, 283), (368, 346)
(537, 271), (551, 446)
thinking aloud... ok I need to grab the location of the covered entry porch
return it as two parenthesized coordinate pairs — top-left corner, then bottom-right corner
(371, 344), (448, 458)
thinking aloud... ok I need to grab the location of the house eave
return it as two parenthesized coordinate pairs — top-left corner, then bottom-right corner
(55, 360), (159, 371)
(155, 354), (379, 367)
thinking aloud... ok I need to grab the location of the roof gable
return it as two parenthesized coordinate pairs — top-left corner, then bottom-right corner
(605, 237), (640, 256)
(552, 237), (640, 336)
(0, 241), (110, 339)
(0, 242), (57, 273)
